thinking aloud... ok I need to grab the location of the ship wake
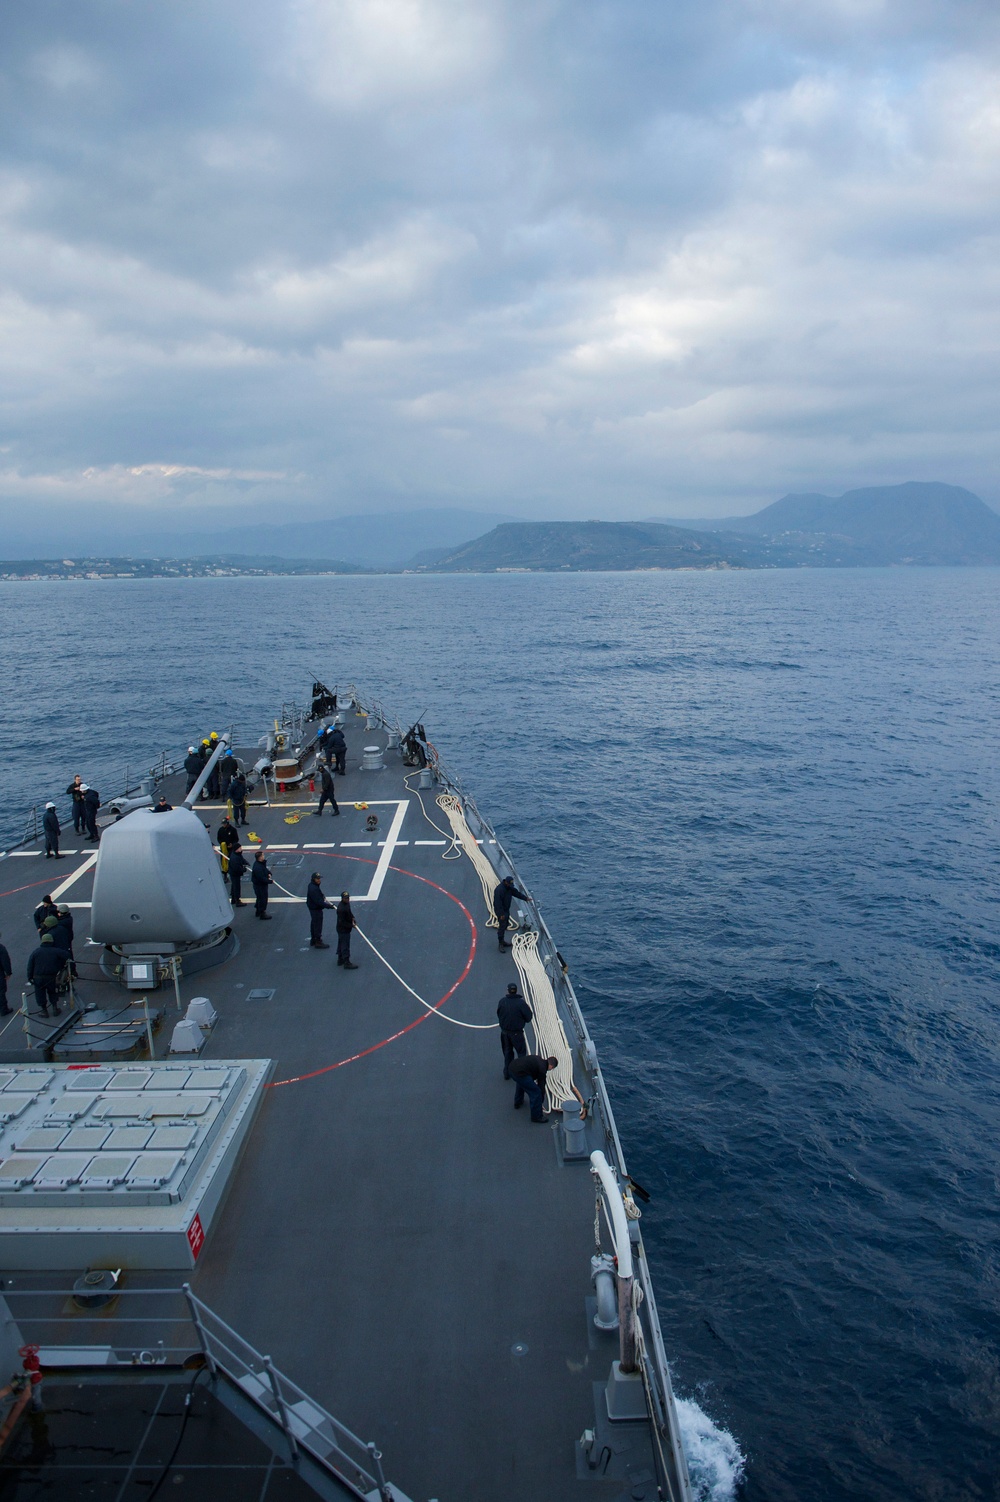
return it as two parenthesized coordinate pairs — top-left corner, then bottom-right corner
(676, 1397), (746, 1501)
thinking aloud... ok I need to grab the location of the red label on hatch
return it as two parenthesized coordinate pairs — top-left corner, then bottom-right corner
(186, 1214), (205, 1260)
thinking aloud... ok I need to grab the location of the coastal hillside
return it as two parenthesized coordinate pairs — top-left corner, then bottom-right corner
(427, 483), (1000, 571)
(664, 482), (1000, 565)
(419, 521), (810, 572)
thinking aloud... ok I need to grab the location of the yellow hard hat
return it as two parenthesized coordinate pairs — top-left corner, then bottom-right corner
(210, 731), (219, 740)
(201, 738), (210, 746)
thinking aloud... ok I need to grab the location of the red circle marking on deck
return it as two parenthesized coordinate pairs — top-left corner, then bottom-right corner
(266, 853), (477, 1088)
(0, 874), (76, 900)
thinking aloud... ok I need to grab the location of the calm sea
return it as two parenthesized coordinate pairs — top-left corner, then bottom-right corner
(2, 568), (999, 1501)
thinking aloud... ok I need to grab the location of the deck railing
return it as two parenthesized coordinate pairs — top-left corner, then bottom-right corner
(350, 682), (693, 1502)
(7, 725), (239, 857)
(2, 1282), (398, 1501)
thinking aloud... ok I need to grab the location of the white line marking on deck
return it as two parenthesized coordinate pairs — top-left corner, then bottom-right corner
(303, 843), (339, 848)
(415, 840), (446, 846)
(377, 840), (409, 846)
(340, 841), (372, 848)
(264, 843), (299, 850)
(354, 799), (408, 903)
(9, 852), (40, 857)
(51, 851), (98, 900)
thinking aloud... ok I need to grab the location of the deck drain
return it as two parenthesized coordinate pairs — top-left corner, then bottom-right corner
(247, 989), (275, 1001)
(511, 1342), (529, 1357)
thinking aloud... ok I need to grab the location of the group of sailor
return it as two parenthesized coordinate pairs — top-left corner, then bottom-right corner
(183, 733), (241, 802)
(0, 897), (78, 1019)
(37, 777), (102, 859)
(491, 875), (559, 1123)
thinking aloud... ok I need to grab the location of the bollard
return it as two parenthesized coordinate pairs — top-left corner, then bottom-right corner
(361, 745), (385, 771)
(562, 1097), (588, 1158)
(418, 766), (434, 789)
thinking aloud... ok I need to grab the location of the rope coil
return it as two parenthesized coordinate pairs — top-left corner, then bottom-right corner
(435, 794), (511, 928)
(511, 929), (575, 1109)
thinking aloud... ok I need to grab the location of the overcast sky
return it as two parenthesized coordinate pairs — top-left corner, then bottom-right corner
(2, 0), (999, 536)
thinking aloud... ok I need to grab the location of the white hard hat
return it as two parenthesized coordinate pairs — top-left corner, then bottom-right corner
(188, 746), (196, 753)
(45, 801), (56, 808)
(79, 783), (89, 791)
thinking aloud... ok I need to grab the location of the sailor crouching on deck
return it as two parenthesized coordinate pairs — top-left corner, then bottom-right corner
(497, 982), (532, 1078)
(493, 875), (529, 952)
(307, 872), (334, 948)
(508, 1054), (558, 1124)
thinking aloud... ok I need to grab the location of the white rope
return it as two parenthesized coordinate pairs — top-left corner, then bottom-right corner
(435, 793), (511, 929)
(403, 775), (463, 858)
(511, 929), (575, 1108)
(265, 872), (495, 1029)
(353, 924), (497, 1030)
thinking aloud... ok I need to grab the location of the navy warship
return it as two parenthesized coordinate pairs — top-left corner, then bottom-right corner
(0, 684), (693, 1502)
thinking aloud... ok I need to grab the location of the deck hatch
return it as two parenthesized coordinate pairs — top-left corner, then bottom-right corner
(79, 1153), (138, 1187)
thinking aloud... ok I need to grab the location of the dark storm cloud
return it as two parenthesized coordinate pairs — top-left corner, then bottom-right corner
(1, 0), (999, 537)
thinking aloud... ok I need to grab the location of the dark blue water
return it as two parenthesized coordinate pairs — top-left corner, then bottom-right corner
(2, 569), (999, 1501)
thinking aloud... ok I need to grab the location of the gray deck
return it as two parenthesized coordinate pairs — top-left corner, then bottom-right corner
(0, 712), (676, 1502)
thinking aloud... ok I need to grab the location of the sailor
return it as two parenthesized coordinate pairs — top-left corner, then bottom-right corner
(336, 891), (357, 967)
(227, 844), (249, 906)
(497, 982), (533, 1078)
(316, 762), (339, 817)
(53, 906), (75, 950)
(306, 873), (334, 948)
(206, 733), (221, 799)
(152, 795), (173, 813)
(26, 933), (69, 1018)
(217, 816), (239, 857)
(328, 726), (347, 775)
(183, 746), (202, 794)
(229, 771), (248, 825)
(65, 774), (86, 834)
(198, 739), (212, 799)
(42, 802), (63, 858)
(507, 1054), (558, 1123)
(33, 895), (59, 932)
(493, 875), (529, 952)
(219, 747), (238, 803)
(81, 784), (101, 842)
(0, 932), (12, 1016)
(51, 907), (78, 977)
(251, 850), (273, 919)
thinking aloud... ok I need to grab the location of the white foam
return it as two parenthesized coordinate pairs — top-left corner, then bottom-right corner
(676, 1396), (746, 1502)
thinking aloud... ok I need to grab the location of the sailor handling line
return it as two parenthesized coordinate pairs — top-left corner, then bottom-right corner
(512, 928), (577, 1109)
(437, 792), (523, 930)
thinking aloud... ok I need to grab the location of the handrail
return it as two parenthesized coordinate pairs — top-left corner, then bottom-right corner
(3, 1283), (399, 1501)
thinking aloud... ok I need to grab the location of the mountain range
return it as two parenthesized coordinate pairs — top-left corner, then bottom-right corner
(423, 483), (1000, 571)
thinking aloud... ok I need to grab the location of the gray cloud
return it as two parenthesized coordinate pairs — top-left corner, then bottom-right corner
(1, 0), (999, 544)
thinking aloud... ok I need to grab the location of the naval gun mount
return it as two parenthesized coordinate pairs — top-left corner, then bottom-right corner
(90, 807), (236, 982)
